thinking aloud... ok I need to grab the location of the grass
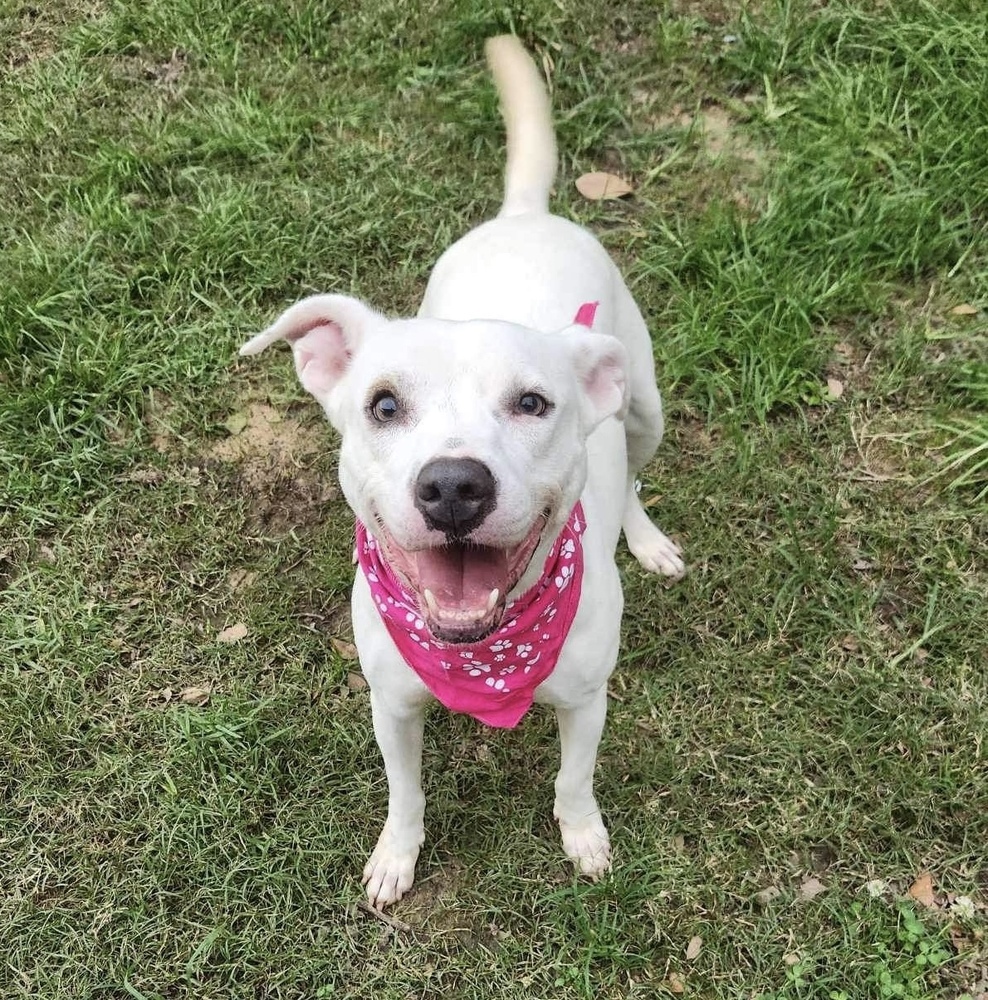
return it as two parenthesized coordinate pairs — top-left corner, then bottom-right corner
(1, 0), (986, 997)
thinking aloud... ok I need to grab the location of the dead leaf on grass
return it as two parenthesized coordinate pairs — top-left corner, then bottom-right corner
(666, 971), (685, 994)
(754, 885), (783, 907)
(347, 672), (368, 691)
(223, 410), (250, 436)
(686, 935), (703, 961)
(226, 569), (258, 593)
(825, 377), (845, 400)
(179, 686), (210, 707)
(799, 876), (826, 901)
(216, 622), (249, 644)
(575, 171), (633, 200)
(331, 637), (359, 660)
(148, 687), (174, 706)
(908, 871), (936, 908)
(949, 303), (978, 316)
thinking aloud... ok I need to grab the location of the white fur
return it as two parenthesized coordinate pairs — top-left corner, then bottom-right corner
(240, 35), (685, 909)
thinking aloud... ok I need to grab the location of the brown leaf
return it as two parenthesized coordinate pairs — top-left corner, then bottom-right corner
(226, 569), (258, 592)
(908, 871), (936, 908)
(754, 885), (783, 907)
(825, 377), (845, 400)
(949, 303), (978, 316)
(332, 637), (359, 660)
(347, 672), (368, 691)
(575, 171), (634, 201)
(179, 686), (210, 707)
(666, 971), (685, 994)
(216, 622), (248, 644)
(799, 876), (826, 901)
(686, 935), (703, 961)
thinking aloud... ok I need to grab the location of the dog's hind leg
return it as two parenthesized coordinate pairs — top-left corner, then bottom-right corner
(618, 293), (686, 579)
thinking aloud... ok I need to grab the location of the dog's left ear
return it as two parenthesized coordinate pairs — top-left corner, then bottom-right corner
(240, 294), (384, 400)
(563, 328), (630, 429)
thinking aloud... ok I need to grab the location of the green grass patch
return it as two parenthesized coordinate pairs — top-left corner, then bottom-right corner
(1, 1), (985, 997)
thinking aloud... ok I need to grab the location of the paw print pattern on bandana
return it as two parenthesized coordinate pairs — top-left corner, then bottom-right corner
(355, 503), (586, 729)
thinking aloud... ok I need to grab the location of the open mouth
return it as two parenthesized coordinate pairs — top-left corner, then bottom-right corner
(377, 515), (547, 644)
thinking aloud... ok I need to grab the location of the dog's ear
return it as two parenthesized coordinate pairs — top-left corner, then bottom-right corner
(563, 328), (630, 430)
(240, 294), (383, 399)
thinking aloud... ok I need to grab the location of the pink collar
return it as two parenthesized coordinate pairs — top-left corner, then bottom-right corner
(355, 505), (585, 728)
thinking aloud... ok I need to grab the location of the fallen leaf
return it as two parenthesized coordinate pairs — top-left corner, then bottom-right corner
(179, 686), (210, 706)
(347, 672), (368, 691)
(332, 637), (359, 660)
(800, 876), (826, 901)
(852, 558), (875, 571)
(908, 871), (936, 908)
(227, 569), (258, 592)
(686, 935), (703, 961)
(666, 971), (685, 994)
(754, 885), (783, 907)
(949, 303), (978, 316)
(217, 622), (248, 644)
(223, 410), (250, 436)
(825, 377), (845, 400)
(575, 171), (633, 201)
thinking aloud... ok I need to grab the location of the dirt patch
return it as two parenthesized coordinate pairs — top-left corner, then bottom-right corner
(3, 2), (105, 69)
(208, 402), (324, 465)
(209, 402), (339, 535)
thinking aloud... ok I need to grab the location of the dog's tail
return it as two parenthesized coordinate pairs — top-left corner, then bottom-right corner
(485, 35), (557, 217)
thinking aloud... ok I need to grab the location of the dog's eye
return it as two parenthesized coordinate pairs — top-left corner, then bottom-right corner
(516, 392), (551, 417)
(369, 391), (401, 423)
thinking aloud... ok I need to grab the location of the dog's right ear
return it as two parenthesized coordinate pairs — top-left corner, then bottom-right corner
(239, 294), (383, 400)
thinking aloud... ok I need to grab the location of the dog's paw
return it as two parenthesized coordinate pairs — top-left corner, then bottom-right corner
(362, 823), (422, 909)
(558, 814), (612, 878)
(627, 524), (685, 580)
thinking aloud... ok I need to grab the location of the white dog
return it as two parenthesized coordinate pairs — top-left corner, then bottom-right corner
(241, 35), (684, 908)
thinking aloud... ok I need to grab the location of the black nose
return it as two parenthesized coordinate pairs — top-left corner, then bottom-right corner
(414, 457), (497, 537)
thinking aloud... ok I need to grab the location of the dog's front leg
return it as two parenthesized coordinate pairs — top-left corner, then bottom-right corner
(362, 691), (426, 908)
(553, 685), (612, 876)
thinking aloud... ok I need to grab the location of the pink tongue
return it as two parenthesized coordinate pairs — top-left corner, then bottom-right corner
(414, 544), (509, 611)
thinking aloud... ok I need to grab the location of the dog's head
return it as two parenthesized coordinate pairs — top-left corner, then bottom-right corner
(241, 294), (628, 643)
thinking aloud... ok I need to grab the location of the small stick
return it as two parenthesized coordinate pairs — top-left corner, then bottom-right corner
(355, 899), (412, 933)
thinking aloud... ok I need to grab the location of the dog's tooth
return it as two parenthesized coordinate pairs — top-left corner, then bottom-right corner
(423, 589), (439, 617)
(486, 588), (500, 613)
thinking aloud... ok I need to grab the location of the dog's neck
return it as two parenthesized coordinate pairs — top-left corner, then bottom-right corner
(355, 504), (586, 727)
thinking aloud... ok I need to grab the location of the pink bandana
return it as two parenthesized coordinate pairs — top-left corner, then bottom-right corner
(356, 505), (585, 728)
